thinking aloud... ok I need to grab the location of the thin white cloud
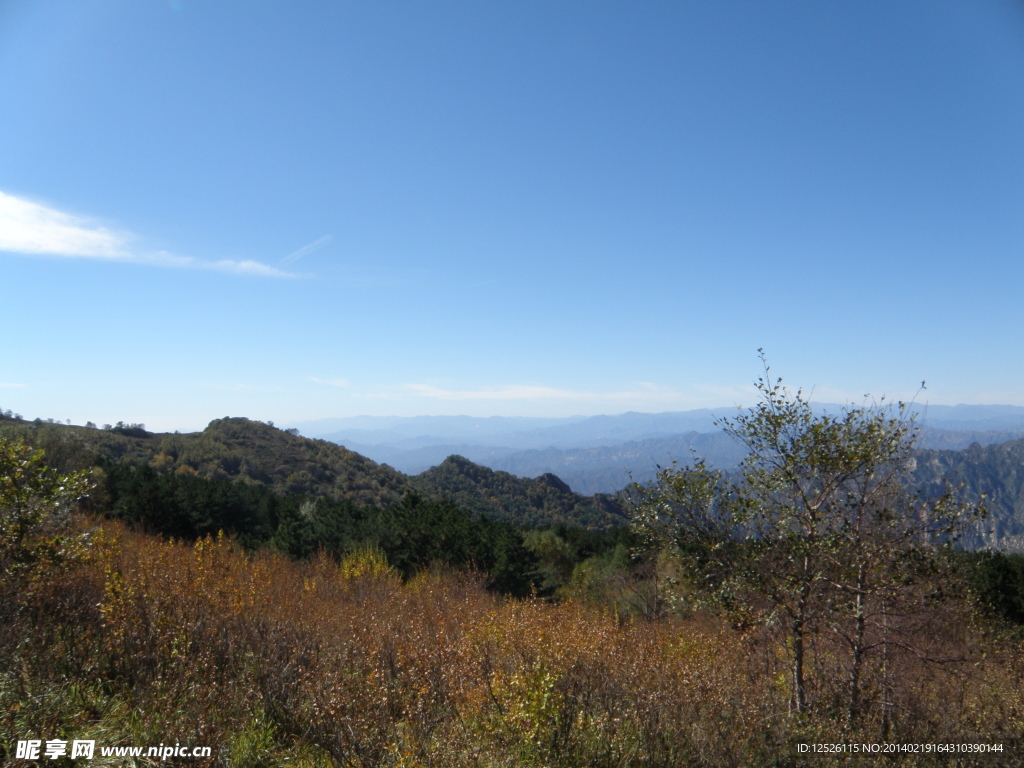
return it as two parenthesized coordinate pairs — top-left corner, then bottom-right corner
(400, 384), (591, 401)
(308, 377), (350, 387)
(0, 382), (26, 388)
(387, 382), (686, 405)
(206, 258), (294, 277)
(283, 235), (332, 264)
(0, 191), (297, 278)
(123, 250), (296, 277)
(208, 383), (287, 393)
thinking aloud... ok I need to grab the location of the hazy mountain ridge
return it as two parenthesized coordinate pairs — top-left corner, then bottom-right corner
(486, 427), (1024, 496)
(295, 409), (725, 450)
(296, 408), (1024, 496)
(913, 438), (1024, 551)
(912, 404), (1024, 431)
(486, 433), (749, 495)
(295, 404), (1024, 450)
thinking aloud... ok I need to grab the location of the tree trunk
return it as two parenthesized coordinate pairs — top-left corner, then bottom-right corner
(792, 626), (807, 713)
(846, 564), (867, 730)
(881, 600), (892, 740)
(792, 580), (811, 714)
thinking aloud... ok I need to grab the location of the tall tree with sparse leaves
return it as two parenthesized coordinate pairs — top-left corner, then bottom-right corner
(631, 352), (981, 729)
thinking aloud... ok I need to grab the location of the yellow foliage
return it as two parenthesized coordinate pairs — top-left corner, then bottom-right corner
(339, 545), (396, 580)
(5, 517), (1022, 768)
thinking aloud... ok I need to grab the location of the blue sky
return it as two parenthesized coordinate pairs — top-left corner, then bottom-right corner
(2, 0), (1023, 432)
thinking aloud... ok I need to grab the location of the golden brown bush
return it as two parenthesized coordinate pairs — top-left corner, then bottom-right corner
(2, 519), (1022, 768)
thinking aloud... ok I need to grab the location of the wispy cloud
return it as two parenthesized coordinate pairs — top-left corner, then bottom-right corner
(208, 383), (287, 393)
(385, 382), (686, 405)
(283, 235), (332, 264)
(308, 377), (350, 387)
(0, 382), (26, 388)
(399, 384), (591, 401)
(0, 191), (297, 278)
(151, 252), (297, 277)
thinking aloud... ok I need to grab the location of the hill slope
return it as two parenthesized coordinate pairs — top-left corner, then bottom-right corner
(0, 416), (627, 529)
(411, 455), (627, 529)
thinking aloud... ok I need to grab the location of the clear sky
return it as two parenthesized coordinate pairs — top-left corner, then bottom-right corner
(2, 0), (1023, 432)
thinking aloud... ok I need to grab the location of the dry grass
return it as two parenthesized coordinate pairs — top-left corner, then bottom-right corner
(3, 519), (1023, 767)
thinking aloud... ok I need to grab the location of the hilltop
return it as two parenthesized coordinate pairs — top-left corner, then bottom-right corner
(411, 455), (626, 529)
(0, 414), (627, 529)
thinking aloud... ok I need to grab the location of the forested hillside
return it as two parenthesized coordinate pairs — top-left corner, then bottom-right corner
(0, 414), (626, 530)
(0, 413), (643, 601)
(412, 455), (627, 528)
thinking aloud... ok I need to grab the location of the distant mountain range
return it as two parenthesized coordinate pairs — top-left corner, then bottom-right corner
(293, 410), (725, 451)
(293, 405), (1024, 495)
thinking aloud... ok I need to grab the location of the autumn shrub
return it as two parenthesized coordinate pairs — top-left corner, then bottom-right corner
(3, 518), (1024, 768)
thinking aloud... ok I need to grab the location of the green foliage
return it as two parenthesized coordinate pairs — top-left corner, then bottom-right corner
(961, 550), (1024, 626)
(523, 525), (646, 600)
(524, 529), (576, 592)
(3, 415), (626, 532)
(0, 416), (622, 594)
(99, 459), (542, 594)
(339, 545), (396, 580)
(106, 420), (150, 438)
(102, 459), (278, 545)
(413, 455), (628, 529)
(379, 492), (539, 596)
(0, 435), (92, 581)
